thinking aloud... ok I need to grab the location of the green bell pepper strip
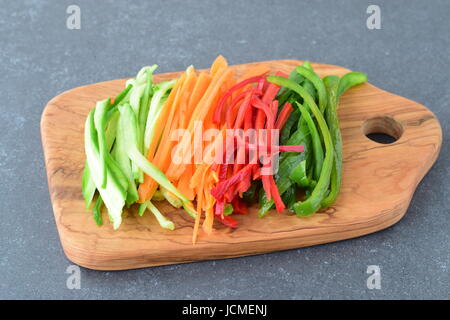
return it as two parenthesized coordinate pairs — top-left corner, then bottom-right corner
(296, 101), (323, 180)
(277, 69), (305, 106)
(338, 72), (368, 98)
(258, 151), (306, 217)
(259, 108), (312, 217)
(267, 75), (334, 216)
(298, 61), (317, 102)
(289, 159), (309, 187)
(280, 109), (300, 145)
(118, 103), (195, 218)
(278, 61), (317, 108)
(320, 73), (368, 207)
(258, 188), (274, 217)
(281, 185), (296, 210)
(242, 180), (260, 203)
(295, 66), (327, 113)
(320, 76), (341, 208)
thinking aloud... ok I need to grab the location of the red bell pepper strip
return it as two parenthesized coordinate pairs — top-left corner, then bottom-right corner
(210, 164), (253, 200)
(256, 78), (266, 91)
(215, 199), (225, 216)
(251, 97), (275, 129)
(270, 175), (285, 212)
(225, 88), (258, 128)
(275, 102), (294, 129)
(216, 213), (239, 228)
(271, 100), (279, 116)
(213, 76), (264, 124)
(231, 196), (249, 214)
(233, 90), (258, 129)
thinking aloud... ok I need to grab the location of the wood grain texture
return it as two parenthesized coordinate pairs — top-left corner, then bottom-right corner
(41, 60), (442, 270)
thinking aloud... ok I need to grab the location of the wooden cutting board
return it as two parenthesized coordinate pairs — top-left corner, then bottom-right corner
(41, 60), (442, 270)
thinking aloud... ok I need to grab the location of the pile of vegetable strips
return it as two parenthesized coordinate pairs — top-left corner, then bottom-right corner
(82, 56), (367, 242)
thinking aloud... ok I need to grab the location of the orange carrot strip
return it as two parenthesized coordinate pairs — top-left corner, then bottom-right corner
(188, 73), (211, 107)
(192, 164), (210, 244)
(177, 164), (195, 200)
(167, 67), (233, 179)
(177, 66), (198, 129)
(202, 176), (216, 234)
(210, 55), (228, 77)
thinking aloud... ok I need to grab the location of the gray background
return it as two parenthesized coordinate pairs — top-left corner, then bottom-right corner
(0, 0), (448, 299)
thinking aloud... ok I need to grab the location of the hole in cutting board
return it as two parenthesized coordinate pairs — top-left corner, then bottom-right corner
(363, 116), (403, 144)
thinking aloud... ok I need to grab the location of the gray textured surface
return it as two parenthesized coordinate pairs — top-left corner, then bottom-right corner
(0, 0), (449, 300)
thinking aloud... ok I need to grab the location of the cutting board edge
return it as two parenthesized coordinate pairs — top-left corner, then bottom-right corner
(60, 203), (408, 271)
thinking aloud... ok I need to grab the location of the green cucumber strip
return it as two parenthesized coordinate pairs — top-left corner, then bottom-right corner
(118, 103), (195, 218)
(81, 163), (96, 209)
(139, 70), (154, 152)
(113, 117), (139, 206)
(112, 84), (133, 107)
(85, 110), (126, 230)
(144, 80), (176, 152)
(146, 201), (175, 230)
(138, 202), (147, 216)
(160, 187), (182, 208)
(93, 99), (110, 188)
(82, 110), (120, 209)
(129, 83), (146, 181)
(136, 65), (158, 83)
(152, 189), (165, 201)
(92, 195), (103, 226)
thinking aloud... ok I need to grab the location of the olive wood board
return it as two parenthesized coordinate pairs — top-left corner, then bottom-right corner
(41, 60), (442, 270)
